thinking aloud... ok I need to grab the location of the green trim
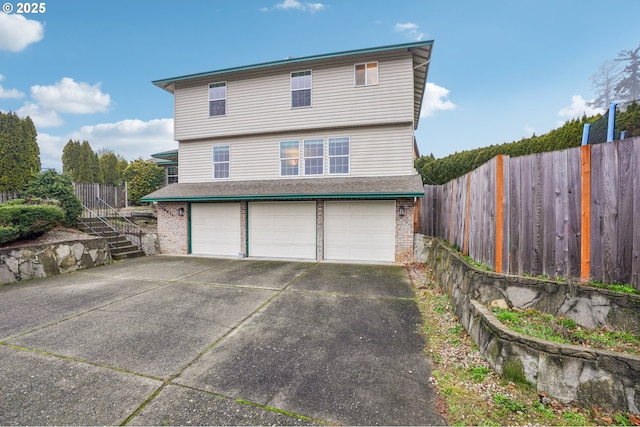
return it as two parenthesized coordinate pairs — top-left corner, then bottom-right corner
(187, 202), (192, 254)
(151, 150), (178, 158)
(245, 202), (250, 257)
(152, 41), (433, 89)
(142, 191), (424, 203)
(157, 160), (178, 166)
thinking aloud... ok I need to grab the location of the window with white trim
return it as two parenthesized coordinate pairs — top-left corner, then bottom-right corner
(328, 137), (349, 174)
(303, 139), (323, 175)
(291, 71), (311, 108)
(209, 82), (226, 116)
(280, 140), (300, 176)
(213, 145), (230, 179)
(354, 62), (378, 86)
(167, 166), (178, 184)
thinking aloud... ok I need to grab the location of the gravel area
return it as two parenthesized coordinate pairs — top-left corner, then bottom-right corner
(0, 227), (94, 250)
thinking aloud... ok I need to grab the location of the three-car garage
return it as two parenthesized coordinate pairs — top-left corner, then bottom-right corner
(188, 200), (397, 263)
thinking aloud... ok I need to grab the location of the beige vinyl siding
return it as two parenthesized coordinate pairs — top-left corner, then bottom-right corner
(178, 124), (414, 183)
(174, 51), (414, 141)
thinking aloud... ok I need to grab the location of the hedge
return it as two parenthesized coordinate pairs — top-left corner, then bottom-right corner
(0, 203), (64, 244)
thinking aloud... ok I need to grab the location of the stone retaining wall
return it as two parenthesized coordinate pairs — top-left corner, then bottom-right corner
(0, 237), (111, 284)
(414, 234), (640, 413)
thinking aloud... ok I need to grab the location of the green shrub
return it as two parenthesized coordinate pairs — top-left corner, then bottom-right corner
(0, 203), (64, 243)
(0, 225), (20, 244)
(23, 170), (82, 226)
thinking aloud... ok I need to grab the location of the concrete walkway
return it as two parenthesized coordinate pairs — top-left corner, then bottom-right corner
(0, 256), (445, 426)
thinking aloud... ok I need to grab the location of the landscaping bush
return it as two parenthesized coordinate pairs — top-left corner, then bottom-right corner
(0, 203), (64, 244)
(0, 225), (20, 245)
(23, 169), (82, 226)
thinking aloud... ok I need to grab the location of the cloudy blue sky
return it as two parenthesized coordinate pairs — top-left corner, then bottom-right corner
(1, 0), (639, 171)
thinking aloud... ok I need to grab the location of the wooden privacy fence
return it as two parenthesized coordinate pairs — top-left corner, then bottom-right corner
(73, 182), (127, 210)
(419, 136), (640, 289)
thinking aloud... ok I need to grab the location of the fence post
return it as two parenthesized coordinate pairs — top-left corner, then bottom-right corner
(463, 173), (471, 256)
(607, 102), (616, 142)
(580, 145), (591, 282)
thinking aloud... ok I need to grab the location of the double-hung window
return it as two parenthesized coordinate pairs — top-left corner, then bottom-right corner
(291, 71), (311, 108)
(167, 166), (178, 184)
(303, 139), (323, 175)
(209, 82), (226, 116)
(354, 62), (378, 86)
(280, 140), (300, 176)
(213, 145), (230, 179)
(329, 137), (350, 174)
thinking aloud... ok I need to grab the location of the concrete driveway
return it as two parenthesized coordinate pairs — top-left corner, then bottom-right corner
(0, 256), (444, 426)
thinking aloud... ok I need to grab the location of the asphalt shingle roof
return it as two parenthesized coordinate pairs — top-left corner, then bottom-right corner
(141, 175), (425, 202)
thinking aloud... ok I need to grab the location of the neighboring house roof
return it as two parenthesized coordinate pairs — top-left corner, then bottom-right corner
(149, 149), (178, 166)
(141, 175), (424, 202)
(152, 41), (433, 129)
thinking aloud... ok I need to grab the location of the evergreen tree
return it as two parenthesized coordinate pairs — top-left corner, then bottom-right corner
(0, 112), (41, 191)
(615, 44), (640, 102)
(98, 151), (127, 185)
(76, 140), (98, 182)
(62, 139), (82, 180)
(590, 60), (620, 110)
(124, 159), (164, 204)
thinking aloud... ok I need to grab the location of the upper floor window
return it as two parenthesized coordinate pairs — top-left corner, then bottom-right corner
(213, 145), (230, 179)
(280, 140), (300, 176)
(167, 166), (178, 184)
(329, 137), (350, 174)
(291, 71), (311, 108)
(209, 82), (226, 116)
(354, 62), (378, 86)
(303, 139), (323, 175)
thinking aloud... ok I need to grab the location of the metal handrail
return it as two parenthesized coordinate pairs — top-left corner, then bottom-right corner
(94, 196), (144, 249)
(77, 207), (119, 251)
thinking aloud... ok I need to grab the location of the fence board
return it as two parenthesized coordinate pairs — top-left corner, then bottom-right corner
(617, 141), (634, 283)
(589, 144), (604, 281)
(553, 150), (569, 279)
(508, 156), (521, 274)
(567, 147), (581, 278)
(633, 142), (640, 288)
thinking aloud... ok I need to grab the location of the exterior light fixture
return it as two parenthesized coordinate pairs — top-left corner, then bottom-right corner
(177, 207), (185, 217)
(399, 206), (405, 216)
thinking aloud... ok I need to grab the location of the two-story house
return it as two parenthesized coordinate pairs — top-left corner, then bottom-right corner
(142, 41), (433, 263)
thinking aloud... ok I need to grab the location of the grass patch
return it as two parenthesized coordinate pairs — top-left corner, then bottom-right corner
(491, 307), (640, 355)
(590, 281), (639, 295)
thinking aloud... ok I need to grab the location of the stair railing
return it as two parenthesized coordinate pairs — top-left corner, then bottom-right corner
(92, 196), (144, 249)
(77, 205), (119, 251)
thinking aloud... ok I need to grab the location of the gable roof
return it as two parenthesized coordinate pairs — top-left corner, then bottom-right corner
(152, 41), (433, 129)
(141, 175), (424, 202)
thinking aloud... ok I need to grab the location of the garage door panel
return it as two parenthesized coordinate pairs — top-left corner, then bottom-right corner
(324, 201), (395, 262)
(249, 202), (316, 259)
(191, 203), (241, 256)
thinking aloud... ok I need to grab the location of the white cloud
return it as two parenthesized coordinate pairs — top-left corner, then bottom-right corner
(38, 118), (176, 171)
(421, 82), (456, 117)
(0, 74), (25, 99)
(17, 102), (63, 127)
(0, 13), (44, 52)
(30, 77), (111, 114)
(524, 124), (535, 136)
(395, 22), (424, 41)
(558, 95), (604, 119)
(263, 0), (327, 12)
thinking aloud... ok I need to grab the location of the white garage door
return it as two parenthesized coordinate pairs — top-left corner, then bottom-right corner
(324, 201), (396, 262)
(191, 203), (241, 256)
(249, 202), (316, 259)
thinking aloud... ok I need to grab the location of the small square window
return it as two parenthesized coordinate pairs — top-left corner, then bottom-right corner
(355, 62), (378, 86)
